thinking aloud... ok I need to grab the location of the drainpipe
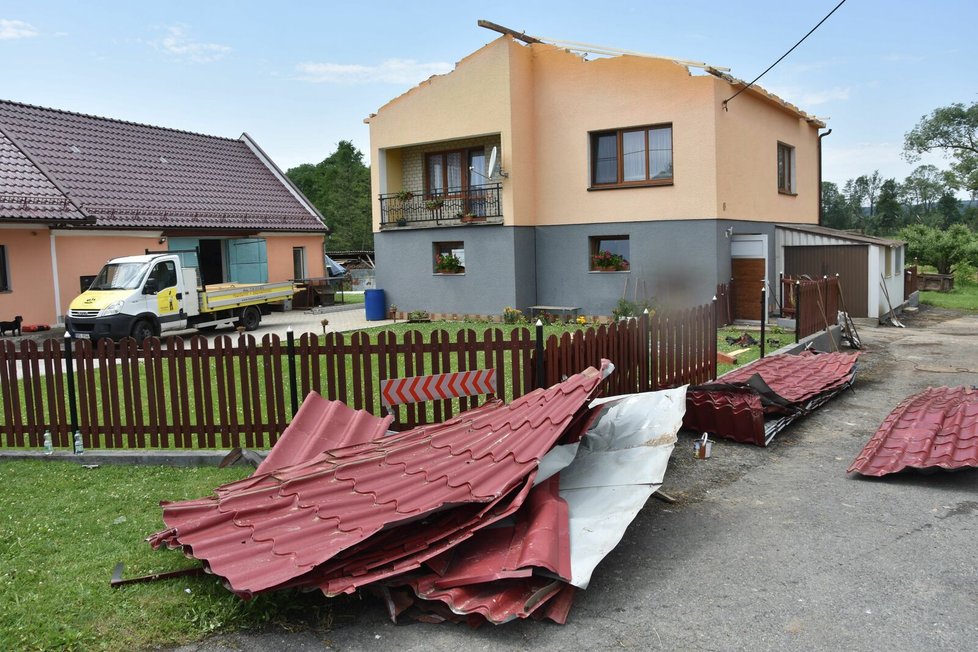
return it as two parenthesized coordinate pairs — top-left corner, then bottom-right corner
(817, 128), (832, 226)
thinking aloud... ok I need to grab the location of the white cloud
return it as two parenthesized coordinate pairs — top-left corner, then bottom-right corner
(294, 58), (453, 85)
(153, 24), (230, 63)
(0, 19), (39, 40)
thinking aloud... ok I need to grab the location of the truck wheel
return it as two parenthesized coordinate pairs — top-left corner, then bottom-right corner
(131, 319), (155, 341)
(238, 306), (261, 331)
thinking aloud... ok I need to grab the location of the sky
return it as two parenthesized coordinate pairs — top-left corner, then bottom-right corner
(2, 0), (975, 189)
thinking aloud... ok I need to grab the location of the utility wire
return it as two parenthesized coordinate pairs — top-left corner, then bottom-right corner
(722, 0), (847, 110)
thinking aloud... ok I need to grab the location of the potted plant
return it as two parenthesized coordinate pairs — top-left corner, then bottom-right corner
(424, 197), (444, 211)
(395, 190), (414, 202)
(459, 212), (486, 223)
(388, 304), (398, 321)
(434, 253), (463, 274)
(407, 309), (430, 323)
(396, 217), (407, 227)
(591, 250), (630, 271)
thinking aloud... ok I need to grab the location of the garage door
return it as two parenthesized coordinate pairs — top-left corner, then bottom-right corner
(785, 245), (868, 318)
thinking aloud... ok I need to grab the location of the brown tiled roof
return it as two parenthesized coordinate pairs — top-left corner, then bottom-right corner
(0, 99), (326, 232)
(0, 126), (87, 222)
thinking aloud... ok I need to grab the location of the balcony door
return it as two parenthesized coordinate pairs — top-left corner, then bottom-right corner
(426, 147), (487, 215)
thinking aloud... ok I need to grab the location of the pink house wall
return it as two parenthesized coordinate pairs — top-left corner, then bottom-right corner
(0, 228), (57, 324)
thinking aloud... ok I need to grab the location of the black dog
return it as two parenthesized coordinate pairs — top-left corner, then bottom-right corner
(0, 316), (23, 337)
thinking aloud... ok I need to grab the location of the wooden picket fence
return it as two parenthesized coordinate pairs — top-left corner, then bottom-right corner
(0, 303), (717, 450)
(781, 276), (840, 340)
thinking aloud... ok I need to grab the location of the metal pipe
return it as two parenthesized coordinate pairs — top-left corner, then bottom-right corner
(535, 319), (545, 389)
(64, 332), (78, 442)
(760, 283), (767, 358)
(795, 281), (802, 344)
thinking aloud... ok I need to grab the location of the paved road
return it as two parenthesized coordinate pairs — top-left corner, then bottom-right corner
(174, 307), (978, 651)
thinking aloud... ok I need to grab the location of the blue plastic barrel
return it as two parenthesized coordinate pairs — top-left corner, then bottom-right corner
(364, 289), (387, 321)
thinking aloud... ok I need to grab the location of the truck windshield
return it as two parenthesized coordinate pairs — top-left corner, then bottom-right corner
(89, 262), (149, 290)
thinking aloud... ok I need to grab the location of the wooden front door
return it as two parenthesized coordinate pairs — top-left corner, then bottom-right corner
(732, 258), (765, 320)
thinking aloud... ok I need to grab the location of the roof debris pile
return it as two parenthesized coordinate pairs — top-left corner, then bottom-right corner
(147, 361), (686, 625)
(684, 351), (859, 447)
(849, 386), (978, 477)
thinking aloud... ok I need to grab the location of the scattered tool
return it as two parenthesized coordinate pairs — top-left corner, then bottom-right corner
(110, 562), (204, 588)
(879, 275), (904, 328)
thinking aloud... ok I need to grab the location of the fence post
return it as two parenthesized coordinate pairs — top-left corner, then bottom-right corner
(779, 272), (784, 318)
(63, 332), (78, 439)
(535, 319), (545, 389)
(795, 280), (802, 344)
(287, 327), (298, 416)
(760, 284), (767, 359)
(712, 295), (718, 380)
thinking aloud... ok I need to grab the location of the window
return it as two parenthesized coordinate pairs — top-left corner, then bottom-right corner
(433, 241), (465, 274)
(146, 260), (177, 292)
(885, 247), (894, 278)
(292, 247), (306, 280)
(777, 142), (796, 194)
(426, 148), (485, 197)
(0, 245), (8, 291)
(589, 235), (630, 272)
(590, 125), (672, 188)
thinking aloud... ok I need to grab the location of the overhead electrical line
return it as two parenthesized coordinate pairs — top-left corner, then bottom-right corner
(722, 0), (847, 110)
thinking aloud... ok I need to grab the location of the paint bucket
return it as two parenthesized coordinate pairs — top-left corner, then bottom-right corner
(693, 434), (712, 459)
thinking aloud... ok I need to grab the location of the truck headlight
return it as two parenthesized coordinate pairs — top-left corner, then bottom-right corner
(99, 301), (125, 317)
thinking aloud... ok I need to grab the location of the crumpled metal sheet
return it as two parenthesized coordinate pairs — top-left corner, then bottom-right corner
(684, 351), (859, 446)
(849, 386), (978, 476)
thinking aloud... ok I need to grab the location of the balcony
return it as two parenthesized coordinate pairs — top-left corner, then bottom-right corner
(380, 183), (502, 229)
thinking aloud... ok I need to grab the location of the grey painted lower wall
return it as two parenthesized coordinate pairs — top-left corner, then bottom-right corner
(376, 220), (781, 317)
(375, 225), (533, 315)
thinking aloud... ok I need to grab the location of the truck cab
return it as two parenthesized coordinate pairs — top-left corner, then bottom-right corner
(66, 254), (194, 340)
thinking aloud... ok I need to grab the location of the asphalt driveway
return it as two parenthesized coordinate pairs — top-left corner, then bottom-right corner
(176, 306), (978, 652)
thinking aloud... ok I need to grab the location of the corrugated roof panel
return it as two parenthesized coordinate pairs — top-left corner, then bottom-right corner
(148, 364), (607, 597)
(849, 386), (978, 477)
(685, 352), (858, 446)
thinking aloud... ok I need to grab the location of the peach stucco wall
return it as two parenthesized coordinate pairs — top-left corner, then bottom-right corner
(369, 36), (822, 229)
(0, 227), (57, 324)
(265, 234), (325, 280)
(369, 38), (515, 230)
(713, 81), (820, 224)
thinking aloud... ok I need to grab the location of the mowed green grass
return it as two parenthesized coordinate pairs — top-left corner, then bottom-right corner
(0, 461), (350, 651)
(919, 283), (978, 311)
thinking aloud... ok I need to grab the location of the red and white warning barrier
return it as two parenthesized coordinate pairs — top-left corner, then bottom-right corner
(381, 369), (497, 408)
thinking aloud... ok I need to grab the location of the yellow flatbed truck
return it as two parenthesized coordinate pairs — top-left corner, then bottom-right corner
(66, 253), (298, 340)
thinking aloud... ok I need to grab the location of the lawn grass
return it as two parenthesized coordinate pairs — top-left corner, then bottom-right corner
(0, 461), (347, 651)
(919, 283), (978, 311)
(716, 326), (795, 377)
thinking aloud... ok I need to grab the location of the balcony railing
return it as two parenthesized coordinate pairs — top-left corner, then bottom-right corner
(380, 184), (502, 228)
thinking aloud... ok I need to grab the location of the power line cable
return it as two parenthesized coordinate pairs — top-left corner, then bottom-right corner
(722, 0), (847, 111)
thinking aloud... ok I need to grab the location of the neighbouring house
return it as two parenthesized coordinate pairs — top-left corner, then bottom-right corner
(366, 30), (903, 320)
(0, 99), (328, 325)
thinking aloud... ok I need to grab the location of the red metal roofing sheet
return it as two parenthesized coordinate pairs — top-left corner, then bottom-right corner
(849, 386), (978, 477)
(0, 100), (324, 231)
(684, 352), (859, 446)
(148, 363), (608, 597)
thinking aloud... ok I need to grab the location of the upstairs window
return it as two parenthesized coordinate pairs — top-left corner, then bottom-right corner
(778, 142), (796, 194)
(591, 125), (673, 188)
(426, 148), (486, 197)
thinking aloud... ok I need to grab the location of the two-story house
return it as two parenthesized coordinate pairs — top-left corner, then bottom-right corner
(367, 34), (827, 319)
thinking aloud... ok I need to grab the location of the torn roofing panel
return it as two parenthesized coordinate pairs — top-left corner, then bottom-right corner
(684, 352), (858, 446)
(849, 386), (978, 477)
(149, 363), (608, 597)
(254, 392), (393, 475)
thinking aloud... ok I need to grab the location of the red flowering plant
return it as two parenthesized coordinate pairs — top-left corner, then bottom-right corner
(591, 250), (629, 271)
(435, 253), (463, 273)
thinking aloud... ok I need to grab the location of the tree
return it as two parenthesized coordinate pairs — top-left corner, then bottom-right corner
(904, 101), (978, 198)
(874, 178), (902, 235)
(901, 164), (947, 217)
(936, 192), (961, 228)
(899, 224), (977, 275)
(287, 141), (373, 251)
(821, 181), (852, 230)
